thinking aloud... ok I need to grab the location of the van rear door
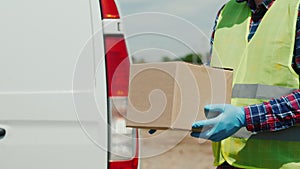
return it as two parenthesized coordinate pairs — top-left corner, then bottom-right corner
(0, 0), (108, 168)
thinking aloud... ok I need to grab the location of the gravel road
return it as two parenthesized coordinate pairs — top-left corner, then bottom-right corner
(139, 129), (215, 169)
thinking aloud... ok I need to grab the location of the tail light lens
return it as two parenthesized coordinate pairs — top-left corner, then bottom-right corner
(105, 36), (129, 97)
(101, 0), (138, 167)
(104, 34), (139, 169)
(100, 0), (120, 19)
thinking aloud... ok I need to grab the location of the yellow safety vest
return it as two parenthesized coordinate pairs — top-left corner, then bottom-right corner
(211, 0), (300, 168)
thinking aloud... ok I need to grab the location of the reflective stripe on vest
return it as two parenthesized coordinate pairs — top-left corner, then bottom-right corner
(232, 84), (298, 100)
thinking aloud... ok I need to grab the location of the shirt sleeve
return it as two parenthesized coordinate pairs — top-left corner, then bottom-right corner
(208, 5), (225, 65)
(244, 90), (300, 132)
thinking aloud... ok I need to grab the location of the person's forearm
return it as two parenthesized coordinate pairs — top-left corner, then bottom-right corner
(244, 89), (300, 132)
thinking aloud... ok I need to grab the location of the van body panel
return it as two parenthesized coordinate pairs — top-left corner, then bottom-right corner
(0, 0), (108, 168)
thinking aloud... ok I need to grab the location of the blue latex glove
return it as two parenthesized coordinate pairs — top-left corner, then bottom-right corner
(190, 104), (246, 142)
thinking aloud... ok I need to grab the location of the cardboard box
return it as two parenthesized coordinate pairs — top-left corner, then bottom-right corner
(126, 61), (233, 131)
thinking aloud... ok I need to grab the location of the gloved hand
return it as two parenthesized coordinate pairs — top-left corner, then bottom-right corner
(190, 104), (246, 142)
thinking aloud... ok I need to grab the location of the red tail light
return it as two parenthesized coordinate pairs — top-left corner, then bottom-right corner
(103, 10), (139, 168)
(102, 1), (138, 168)
(100, 0), (120, 19)
(105, 35), (139, 169)
(109, 156), (138, 169)
(109, 130), (139, 169)
(105, 35), (130, 97)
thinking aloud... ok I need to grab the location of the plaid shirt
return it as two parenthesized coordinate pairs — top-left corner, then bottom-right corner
(210, 0), (300, 133)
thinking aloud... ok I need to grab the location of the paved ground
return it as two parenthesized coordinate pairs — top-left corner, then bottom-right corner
(139, 129), (215, 169)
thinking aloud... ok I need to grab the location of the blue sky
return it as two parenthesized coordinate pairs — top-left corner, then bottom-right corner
(115, 0), (228, 63)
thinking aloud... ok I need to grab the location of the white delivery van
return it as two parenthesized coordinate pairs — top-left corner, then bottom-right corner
(0, 0), (138, 169)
